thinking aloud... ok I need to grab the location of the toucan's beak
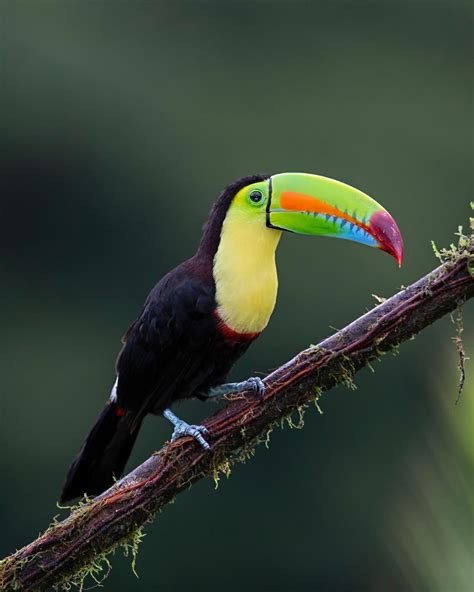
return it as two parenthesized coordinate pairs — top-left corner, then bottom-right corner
(267, 173), (404, 266)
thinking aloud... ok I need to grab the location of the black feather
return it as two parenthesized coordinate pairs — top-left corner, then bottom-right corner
(60, 403), (141, 503)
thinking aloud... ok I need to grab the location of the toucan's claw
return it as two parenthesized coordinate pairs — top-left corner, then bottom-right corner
(171, 421), (210, 450)
(245, 376), (266, 398)
(205, 377), (265, 399)
(163, 408), (211, 450)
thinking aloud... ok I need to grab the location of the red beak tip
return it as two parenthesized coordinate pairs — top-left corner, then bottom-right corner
(394, 247), (404, 268)
(370, 210), (404, 267)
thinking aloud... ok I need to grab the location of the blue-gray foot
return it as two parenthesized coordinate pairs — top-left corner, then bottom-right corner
(163, 408), (210, 450)
(206, 376), (265, 399)
(245, 377), (266, 398)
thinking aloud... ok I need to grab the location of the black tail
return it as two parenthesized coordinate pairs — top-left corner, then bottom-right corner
(60, 402), (141, 503)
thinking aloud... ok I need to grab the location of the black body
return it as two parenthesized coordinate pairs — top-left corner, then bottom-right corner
(60, 174), (269, 502)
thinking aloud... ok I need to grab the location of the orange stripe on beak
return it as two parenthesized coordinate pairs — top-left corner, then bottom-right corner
(280, 192), (370, 232)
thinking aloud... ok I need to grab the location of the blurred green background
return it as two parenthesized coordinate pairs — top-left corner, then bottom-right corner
(1, 1), (472, 590)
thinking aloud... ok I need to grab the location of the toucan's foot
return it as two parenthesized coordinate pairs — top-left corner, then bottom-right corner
(163, 408), (210, 450)
(244, 376), (266, 398)
(205, 376), (266, 400)
(172, 422), (210, 450)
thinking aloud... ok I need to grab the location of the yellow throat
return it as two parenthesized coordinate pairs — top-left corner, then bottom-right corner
(213, 205), (282, 335)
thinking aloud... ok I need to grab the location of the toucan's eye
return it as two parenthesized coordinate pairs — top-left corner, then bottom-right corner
(249, 190), (263, 204)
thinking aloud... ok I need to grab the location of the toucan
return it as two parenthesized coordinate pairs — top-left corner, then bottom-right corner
(60, 173), (403, 502)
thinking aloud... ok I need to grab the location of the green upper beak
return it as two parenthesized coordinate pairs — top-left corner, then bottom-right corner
(267, 172), (404, 266)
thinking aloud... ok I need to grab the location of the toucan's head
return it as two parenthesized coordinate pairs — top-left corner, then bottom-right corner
(224, 172), (403, 266)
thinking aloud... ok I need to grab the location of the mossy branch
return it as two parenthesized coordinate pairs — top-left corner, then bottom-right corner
(1, 235), (473, 592)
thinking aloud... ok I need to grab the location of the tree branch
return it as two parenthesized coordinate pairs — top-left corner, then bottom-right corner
(1, 239), (473, 592)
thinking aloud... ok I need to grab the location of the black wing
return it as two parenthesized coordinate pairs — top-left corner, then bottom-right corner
(115, 260), (222, 429)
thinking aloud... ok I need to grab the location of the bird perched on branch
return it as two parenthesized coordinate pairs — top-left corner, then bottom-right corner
(61, 172), (403, 502)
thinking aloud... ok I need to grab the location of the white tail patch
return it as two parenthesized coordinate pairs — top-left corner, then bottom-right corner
(109, 377), (118, 402)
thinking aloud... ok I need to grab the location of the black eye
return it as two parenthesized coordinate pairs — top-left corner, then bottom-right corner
(249, 190), (263, 203)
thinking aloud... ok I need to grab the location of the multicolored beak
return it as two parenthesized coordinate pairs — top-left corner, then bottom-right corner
(267, 172), (404, 266)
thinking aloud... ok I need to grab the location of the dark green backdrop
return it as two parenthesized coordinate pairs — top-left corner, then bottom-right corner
(2, 2), (472, 591)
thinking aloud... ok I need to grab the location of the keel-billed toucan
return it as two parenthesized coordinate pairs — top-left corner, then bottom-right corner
(60, 173), (403, 502)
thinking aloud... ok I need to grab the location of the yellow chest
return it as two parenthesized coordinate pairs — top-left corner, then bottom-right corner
(213, 209), (281, 335)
